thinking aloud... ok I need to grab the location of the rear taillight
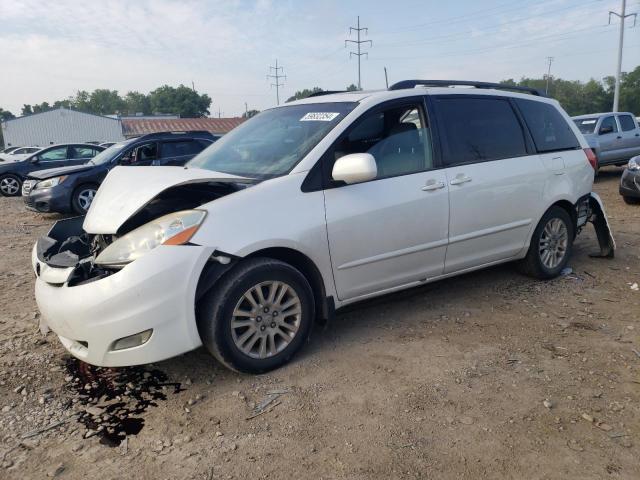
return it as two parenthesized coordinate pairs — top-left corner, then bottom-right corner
(584, 148), (597, 170)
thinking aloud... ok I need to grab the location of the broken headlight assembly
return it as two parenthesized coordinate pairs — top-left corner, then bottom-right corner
(35, 176), (67, 189)
(94, 210), (207, 268)
(628, 156), (640, 171)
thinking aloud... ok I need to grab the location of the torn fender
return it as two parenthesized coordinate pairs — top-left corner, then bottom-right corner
(588, 192), (615, 259)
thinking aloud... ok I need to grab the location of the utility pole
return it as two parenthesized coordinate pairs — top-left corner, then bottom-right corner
(545, 57), (554, 95)
(267, 59), (286, 106)
(345, 16), (372, 90)
(244, 102), (248, 117)
(217, 107), (222, 118)
(384, 67), (389, 89)
(609, 0), (637, 112)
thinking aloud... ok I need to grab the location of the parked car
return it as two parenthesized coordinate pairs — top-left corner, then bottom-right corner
(33, 80), (614, 373)
(24, 131), (217, 214)
(0, 146), (42, 163)
(99, 142), (116, 148)
(0, 144), (104, 196)
(1, 146), (21, 155)
(572, 112), (640, 168)
(619, 155), (640, 204)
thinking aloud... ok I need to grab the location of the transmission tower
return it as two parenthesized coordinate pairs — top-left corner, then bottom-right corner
(345, 16), (372, 90)
(267, 59), (286, 106)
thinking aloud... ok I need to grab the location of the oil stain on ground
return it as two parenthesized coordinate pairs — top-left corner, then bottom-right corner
(65, 358), (183, 447)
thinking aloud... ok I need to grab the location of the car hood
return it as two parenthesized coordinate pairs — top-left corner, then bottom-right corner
(83, 166), (248, 234)
(28, 164), (95, 180)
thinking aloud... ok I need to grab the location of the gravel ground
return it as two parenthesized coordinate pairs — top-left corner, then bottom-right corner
(0, 168), (638, 479)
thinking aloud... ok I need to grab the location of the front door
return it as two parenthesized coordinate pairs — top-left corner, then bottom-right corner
(431, 95), (545, 273)
(597, 115), (623, 164)
(324, 100), (449, 300)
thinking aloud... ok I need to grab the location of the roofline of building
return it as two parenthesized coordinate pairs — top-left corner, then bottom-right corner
(2, 106), (122, 124)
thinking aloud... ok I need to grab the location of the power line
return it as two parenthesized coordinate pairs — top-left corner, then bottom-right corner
(609, 0), (637, 112)
(545, 56), (554, 94)
(345, 16), (372, 90)
(266, 59), (286, 106)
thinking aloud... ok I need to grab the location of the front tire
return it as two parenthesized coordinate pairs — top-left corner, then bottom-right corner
(518, 206), (574, 280)
(197, 258), (315, 373)
(623, 196), (640, 205)
(0, 174), (22, 196)
(71, 184), (98, 214)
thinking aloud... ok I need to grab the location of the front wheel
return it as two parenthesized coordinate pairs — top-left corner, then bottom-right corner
(0, 174), (22, 196)
(518, 206), (574, 280)
(623, 196), (640, 205)
(197, 258), (314, 373)
(71, 184), (98, 214)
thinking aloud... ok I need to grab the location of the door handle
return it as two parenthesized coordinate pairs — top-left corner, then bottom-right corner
(616, 135), (622, 139)
(450, 175), (472, 185)
(422, 180), (446, 191)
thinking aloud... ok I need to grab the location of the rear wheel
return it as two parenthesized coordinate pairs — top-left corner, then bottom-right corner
(71, 184), (98, 214)
(0, 174), (21, 196)
(518, 206), (574, 280)
(197, 258), (314, 373)
(623, 196), (640, 205)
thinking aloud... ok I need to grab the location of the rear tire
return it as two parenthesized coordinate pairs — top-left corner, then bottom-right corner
(623, 196), (640, 205)
(197, 258), (315, 373)
(71, 184), (98, 214)
(0, 174), (21, 197)
(518, 206), (574, 280)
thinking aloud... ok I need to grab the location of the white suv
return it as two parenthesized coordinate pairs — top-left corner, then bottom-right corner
(33, 80), (614, 373)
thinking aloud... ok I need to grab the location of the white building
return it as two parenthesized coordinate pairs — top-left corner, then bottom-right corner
(1, 108), (124, 147)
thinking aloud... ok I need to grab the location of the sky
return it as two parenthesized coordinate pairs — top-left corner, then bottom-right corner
(1, 0), (639, 117)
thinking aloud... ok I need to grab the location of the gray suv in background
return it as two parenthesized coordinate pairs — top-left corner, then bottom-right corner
(572, 112), (640, 168)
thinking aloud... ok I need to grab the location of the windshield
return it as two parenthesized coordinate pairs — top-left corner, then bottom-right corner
(573, 118), (598, 134)
(188, 102), (357, 178)
(89, 141), (130, 165)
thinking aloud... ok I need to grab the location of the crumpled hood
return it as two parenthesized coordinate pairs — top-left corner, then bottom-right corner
(83, 166), (246, 234)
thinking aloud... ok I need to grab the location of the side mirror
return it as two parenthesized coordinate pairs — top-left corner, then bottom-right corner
(599, 125), (614, 135)
(30, 155), (40, 163)
(332, 153), (377, 184)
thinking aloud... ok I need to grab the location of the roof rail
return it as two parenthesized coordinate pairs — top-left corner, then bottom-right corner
(388, 80), (545, 96)
(306, 90), (347, 98)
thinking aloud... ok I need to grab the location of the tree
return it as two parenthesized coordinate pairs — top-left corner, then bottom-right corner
(619, 65), (640, 115)
(242, 109), (260, 118)
(124, 91), (151, 116)
(0, 108), (15, 148)
(87, 89), (126, 115)
(72, 90), (91, 112)
(21, 104), (33, 116)
(286, 87), (324, 102)
(149, 85), (211, 117)
(346, 84), (359, 91)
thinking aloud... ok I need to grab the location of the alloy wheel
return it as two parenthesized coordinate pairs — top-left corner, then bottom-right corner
(0, 177), (20, 195)
(538, 218), (568, 269)
(77, 189), (96, 211)
(230, 280), (302, 359)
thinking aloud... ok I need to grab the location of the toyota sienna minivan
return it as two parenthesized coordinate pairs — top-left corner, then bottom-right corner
(32, 80), (614, 373)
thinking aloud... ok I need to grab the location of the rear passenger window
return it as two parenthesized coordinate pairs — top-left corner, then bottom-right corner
(618, 115), (636, 132)
(161, 140), (206, 158)
(515, 99), (579, 153)
(434, 97), (527, 166)
(599, 116), (618, 134)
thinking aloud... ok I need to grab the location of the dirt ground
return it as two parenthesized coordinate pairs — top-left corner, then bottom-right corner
(0, 169), (638, 480)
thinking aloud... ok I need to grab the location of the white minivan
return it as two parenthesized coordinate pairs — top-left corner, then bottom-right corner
(33, 80), (614, 373)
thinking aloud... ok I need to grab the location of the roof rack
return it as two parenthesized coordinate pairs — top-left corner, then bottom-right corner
(388, 80), (545, 96)
(306, 90), (347, 98)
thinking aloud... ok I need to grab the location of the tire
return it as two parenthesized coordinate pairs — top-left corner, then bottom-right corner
(197, 258), (315, 373)
(71, 184), (99, 214)
(518, 206), (574, 280)
(623, 196), (640, 205)
(0, 174), (22, 197)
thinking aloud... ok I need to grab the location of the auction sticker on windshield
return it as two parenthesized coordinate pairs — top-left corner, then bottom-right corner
(300, 112), (340, 121)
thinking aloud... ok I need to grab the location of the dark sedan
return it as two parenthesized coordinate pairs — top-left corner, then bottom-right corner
(24, 131), (217, 214)
(620, 155), (640, 205)
(0, 144), (104, 196)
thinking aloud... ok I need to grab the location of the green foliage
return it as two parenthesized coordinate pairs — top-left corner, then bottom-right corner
(148, 85), (211, 117)
(124, 91), (151, 116)
(87, 89), (126, 115)
(286, 87), (324, 102)
(346, 84), (359, 91)
(501, 65), (640, 116)
(0, 108), (15, 148)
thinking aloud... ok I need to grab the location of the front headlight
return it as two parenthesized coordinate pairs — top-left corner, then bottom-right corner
(95, 210), (207, 267)
(35, 176), (67, 189)
(628, 157), (640, 171)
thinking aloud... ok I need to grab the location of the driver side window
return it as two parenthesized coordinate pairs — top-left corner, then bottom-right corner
(39, 147), (68, 162)
(332, 102), (432, 180)
(600, 116), (618, 134)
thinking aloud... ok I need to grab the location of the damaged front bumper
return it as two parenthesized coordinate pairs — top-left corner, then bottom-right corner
(33, 217), (214, 366)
